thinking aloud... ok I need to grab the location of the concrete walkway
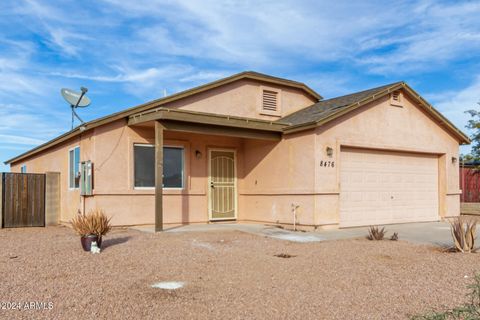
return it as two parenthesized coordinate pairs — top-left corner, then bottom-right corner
(130, 221), (455, 247)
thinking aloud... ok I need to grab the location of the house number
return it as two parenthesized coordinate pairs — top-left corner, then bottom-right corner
(320, 160), (334, 167)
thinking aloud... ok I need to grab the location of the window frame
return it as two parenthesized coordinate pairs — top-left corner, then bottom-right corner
(68, 146), (80, 190)
(20, 165), (27, 173)
(133, 143), (185, 190)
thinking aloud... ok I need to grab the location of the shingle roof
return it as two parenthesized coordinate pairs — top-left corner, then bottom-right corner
(279, 82), (403, 126)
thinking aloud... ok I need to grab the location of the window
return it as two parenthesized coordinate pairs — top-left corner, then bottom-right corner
(134, 144), (184, 189)
(164, 147), (184, 188)
(134, 144), (155, 188)
(20, 165), (26, 173)
(69, 146), (80, 189)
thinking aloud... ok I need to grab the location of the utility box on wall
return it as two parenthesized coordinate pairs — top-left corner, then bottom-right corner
(80, 161), (93, 196)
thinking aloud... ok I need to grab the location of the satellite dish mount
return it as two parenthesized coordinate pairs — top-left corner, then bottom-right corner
(61, 87), (92, 130)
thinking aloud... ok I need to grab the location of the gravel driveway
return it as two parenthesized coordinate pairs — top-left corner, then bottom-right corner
(0, 226), (479, 319)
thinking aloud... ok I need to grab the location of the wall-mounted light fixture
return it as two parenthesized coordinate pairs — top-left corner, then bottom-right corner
(452, 156), (457, 164)
(326, 146), (333, 157)
(195, 150), (202, 159)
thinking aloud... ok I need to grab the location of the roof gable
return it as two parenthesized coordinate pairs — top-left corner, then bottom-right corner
(280, 82), (470, 144)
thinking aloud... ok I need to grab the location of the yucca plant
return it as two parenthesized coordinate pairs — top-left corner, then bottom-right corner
(367, 225), (386, 240)
(449, 217), (477, 253)
(71, 208), (112, 237)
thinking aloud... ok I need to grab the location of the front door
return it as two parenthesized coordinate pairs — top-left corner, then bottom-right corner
(209, 149), (236, 220)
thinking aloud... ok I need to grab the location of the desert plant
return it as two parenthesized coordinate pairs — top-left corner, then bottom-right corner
(449, 217), (477, 253)
(390, 232), (398, 241)
(367, 226), (386, 240)
(411, 273), (480, 319)
(71, 209), (112, 237)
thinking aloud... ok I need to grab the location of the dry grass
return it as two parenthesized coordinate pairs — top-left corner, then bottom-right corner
(70, 209), (112, 237)
(1, 227), (480, 319)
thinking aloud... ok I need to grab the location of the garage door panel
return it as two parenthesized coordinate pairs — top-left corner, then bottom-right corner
(340, 148), (439, 227)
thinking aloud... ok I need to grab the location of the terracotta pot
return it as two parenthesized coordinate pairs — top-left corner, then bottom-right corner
(80, 235), (103, 252)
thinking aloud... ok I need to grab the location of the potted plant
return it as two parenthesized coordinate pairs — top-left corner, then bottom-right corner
(71, 209), (112, 252)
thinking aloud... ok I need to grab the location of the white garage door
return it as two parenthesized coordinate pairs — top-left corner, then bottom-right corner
(340, 147), (439, 227)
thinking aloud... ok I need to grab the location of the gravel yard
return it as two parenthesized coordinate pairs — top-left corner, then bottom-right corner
(0, 226), (479, 319)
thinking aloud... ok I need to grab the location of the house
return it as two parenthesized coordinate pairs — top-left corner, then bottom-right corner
(4, 71), (470, 230)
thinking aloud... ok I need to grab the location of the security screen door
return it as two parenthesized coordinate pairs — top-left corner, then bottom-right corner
(209, 150), (236, 220)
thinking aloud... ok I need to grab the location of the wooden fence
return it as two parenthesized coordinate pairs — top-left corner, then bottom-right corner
(1, 173), (46, 228)
(460, 167), (480, 203)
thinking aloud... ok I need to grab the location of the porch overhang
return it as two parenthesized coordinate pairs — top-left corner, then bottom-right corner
(128, 107), (287, 141)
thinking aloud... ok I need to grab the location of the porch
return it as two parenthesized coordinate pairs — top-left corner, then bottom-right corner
(128, 107), (287, 231)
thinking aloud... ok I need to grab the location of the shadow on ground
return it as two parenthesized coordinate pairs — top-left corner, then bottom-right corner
(102, 236), (131, 250)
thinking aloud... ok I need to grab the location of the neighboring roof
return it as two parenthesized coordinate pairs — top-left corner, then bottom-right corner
(280, 81), (470, 144)
(4, 71), (320, 165)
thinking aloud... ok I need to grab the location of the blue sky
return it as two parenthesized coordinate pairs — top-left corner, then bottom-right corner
(1, 0), (480, 171)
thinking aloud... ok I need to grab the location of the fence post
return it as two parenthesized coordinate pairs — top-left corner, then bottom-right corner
(0, 173), (3, 228)
(45, 172), (60, 226)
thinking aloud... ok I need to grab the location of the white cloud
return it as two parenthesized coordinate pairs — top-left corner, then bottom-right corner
(0, 134), (45, 146)
(432, 76), (480, 154)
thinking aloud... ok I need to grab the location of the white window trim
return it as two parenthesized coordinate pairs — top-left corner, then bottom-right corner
(133, 143), (185, 190)
(68, 146), (80, 190)
(20, 164), (27, 173)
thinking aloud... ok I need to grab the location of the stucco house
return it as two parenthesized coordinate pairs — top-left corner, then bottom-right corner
(4, 71), (470, 230)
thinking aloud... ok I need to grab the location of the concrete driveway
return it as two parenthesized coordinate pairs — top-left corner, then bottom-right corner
(132, 221), (455, 247)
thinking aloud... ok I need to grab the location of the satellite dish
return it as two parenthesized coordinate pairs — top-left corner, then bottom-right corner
(61, 88), (91, 107)
(61, 87), (92, 130)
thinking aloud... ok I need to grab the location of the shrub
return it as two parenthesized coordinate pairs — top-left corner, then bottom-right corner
(71, 209), (112, 237)
(390, 232), (399, 241)
(411, 273), (480, 319)
(367, 226), (386, 240)
(449, 217), (477, 253)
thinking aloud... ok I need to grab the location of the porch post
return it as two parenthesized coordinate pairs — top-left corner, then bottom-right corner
(155, 121), (164, 232)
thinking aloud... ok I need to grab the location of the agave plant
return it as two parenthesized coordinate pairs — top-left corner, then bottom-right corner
(450, 217), (477, 253)
(367, 225), (386, 240)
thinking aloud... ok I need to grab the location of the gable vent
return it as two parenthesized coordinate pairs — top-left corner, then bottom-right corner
(262, 90), (278, 111)
(390, 90), (403, 107)
(391, 90), (400, 102)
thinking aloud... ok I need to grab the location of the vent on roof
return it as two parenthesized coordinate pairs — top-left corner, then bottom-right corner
(262, 90), (278, 112)
(390, 90), (403, 107)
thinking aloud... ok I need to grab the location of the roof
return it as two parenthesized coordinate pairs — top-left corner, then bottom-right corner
(280, 82), (401, 126)
(4, 71), (321, 165)
(4, 74), (470, 165)
(279, 82), (470, 144)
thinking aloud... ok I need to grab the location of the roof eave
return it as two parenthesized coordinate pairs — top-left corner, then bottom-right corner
(282, 83), (471, 145)
(4, 71), (319, 165)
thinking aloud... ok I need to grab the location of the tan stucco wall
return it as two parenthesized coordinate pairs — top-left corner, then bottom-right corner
(165, 79), (317, 120)
(10, 86), (462, 228)
(237, 90), (461, 227)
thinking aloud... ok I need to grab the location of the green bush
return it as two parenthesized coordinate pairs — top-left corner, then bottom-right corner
(412, 273), (480, 319)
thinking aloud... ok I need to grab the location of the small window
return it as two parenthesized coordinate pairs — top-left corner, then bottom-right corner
(134, 144), (184, 189)
(20, 165), (26, 173)
(69, 146), (80, 189)
(390, 90), (402, 106)
(262, 90), (278, 112)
